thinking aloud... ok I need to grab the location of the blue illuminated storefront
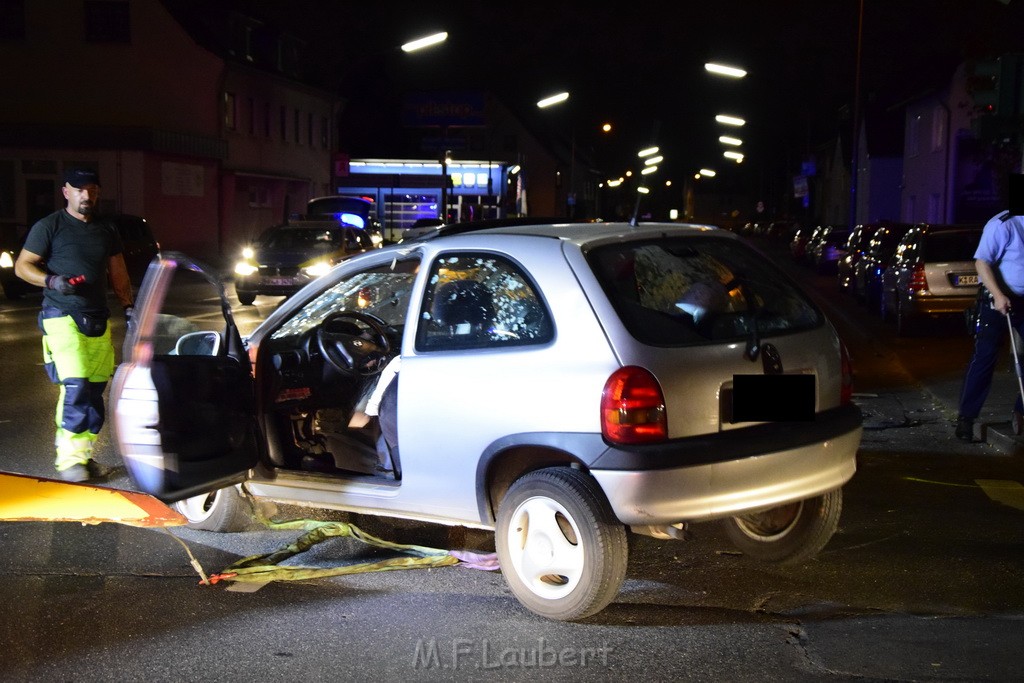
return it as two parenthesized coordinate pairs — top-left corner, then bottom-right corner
(334, 158), (511, 241)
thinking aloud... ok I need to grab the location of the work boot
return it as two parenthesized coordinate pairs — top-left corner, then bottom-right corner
(57, 460), (112, 483)
(955, 416), (974, 442)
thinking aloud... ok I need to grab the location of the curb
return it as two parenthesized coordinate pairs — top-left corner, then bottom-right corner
(979, 421), (1024, 458)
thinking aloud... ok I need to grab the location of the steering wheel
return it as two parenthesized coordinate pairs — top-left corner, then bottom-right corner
(316, 311), (392, 376)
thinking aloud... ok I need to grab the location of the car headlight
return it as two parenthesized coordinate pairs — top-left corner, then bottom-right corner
(302, 261), (331, 278)
(0, 251), (13, 269)
(370, 233), (383, 247)
(242, 246), (255, 259)
(234, 261), (258, 276)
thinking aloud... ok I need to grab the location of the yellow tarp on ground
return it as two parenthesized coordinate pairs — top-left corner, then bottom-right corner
(0, 471), (186, 527)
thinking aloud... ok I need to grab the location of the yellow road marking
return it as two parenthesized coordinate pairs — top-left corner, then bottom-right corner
(975, 479), (1024, 512)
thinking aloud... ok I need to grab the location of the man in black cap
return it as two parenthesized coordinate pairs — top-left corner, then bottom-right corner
(14, 166), (134, 481)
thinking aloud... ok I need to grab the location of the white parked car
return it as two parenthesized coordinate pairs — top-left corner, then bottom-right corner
(112, 220), (862, 620)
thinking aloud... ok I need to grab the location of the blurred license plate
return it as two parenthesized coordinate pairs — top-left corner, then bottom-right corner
(732, 374), (815, 422)
(266, 277), (295, 286)
(954, 274), (978, 286)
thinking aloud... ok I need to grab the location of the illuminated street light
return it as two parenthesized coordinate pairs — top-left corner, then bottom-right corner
(724, 151), (745, 162)
(641, 166), (658, 175)
(699, 168), (716, 177)
(602, 122), (612, 133)
(718, 136), (742, 146)
(704, 62), (747, 78)
(637, 146), (660, 158)
(537, 91), (570, 108)
(400, 31), (448, 52)
(643, 155), (663, 166)
(715, 114), (746, 126)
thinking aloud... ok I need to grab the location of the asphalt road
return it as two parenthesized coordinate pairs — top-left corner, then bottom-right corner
(1, 247), (1023, 682)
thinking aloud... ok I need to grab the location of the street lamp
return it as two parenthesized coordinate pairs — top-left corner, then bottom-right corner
(705, 62), (747, 78)
(401, 31), (448, 53)
(537, 91), (577, 216)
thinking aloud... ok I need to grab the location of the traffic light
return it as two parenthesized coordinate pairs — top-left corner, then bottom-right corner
(966, 55), (1024, 117)
(966, 59), (1000, 115)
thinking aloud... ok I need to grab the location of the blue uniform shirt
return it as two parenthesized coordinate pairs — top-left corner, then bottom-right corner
(974, 211), (1024, 296)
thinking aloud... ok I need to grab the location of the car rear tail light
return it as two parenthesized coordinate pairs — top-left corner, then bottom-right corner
(601, 366), (667, 444)
(909, 263), (928, 292)
(840, 341), (854, 406)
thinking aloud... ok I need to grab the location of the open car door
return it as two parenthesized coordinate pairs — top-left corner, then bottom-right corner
(111, 252), (259, 502)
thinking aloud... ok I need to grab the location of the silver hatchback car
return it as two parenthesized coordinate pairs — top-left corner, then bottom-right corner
(112, 221), (861, 620)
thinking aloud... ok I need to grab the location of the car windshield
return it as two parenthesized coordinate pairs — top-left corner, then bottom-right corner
(588, 237), (822, 346)
(270, 257), (420, 340)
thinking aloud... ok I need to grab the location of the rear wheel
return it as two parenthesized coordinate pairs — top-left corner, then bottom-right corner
(237, 291), (256, 306)
(171, 486), (254, 532)
(719, 489), (842, 564)
(495, 467), (628, 621)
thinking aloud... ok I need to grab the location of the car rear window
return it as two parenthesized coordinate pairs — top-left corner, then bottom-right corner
(923, 230), (981, 261)
(588, 237), (822, 346)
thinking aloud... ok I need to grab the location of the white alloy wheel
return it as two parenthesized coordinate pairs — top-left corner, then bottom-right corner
(171, 486), (253, 532)
(495, 468), (627, 621)
(720, 489), (843, 564)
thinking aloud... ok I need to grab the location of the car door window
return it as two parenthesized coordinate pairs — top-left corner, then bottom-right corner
(270, 257), (420, 341)
(416, 253), (553, 351)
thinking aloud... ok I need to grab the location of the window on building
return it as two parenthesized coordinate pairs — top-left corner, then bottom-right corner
(228, 12), (260, 62)
(931, 106), (946, 152)
(84, 0), (130, 43)
(0, 0), (26, 40)
(907, 114), (921, 157)
(224, 92), (236, 131)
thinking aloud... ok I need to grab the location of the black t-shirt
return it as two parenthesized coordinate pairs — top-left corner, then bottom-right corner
(23, 210), (124, 314)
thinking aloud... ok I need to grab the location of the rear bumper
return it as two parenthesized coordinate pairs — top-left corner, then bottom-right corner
(908, 294), (975, 316)
(589, 403), (861, 525)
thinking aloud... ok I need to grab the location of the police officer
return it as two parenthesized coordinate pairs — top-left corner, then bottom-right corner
(14, 167), (134, 481)
(956, 174), (1024, 441)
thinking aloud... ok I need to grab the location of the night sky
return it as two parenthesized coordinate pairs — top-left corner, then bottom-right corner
(169, 0), (1024, 189)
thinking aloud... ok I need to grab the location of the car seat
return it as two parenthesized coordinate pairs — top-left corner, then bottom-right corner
(431, 280), (495, 342)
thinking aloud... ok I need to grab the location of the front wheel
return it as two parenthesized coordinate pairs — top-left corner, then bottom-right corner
(237, 290), (256, 306)
(719, 489), (842, 564)
(495, 468), (628, 621)
(171, 486), (254, 532)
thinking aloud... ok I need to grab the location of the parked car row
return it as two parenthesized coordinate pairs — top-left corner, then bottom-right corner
(832, 221), (983, 335)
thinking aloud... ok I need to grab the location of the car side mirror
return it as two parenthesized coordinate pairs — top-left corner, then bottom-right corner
(173, 331), (222, 356)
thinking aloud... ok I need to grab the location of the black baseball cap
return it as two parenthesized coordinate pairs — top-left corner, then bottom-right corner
(63, 167), (100, 189)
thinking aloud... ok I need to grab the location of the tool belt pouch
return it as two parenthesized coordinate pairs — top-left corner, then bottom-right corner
(69, 310), (108, 337)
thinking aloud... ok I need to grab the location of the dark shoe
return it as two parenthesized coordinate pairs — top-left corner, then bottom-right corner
(955, 416), (974, 442)
(57, 460), (112, 483)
